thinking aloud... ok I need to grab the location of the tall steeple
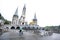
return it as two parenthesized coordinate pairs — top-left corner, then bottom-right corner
(12, 7), (19, 25)
(33, 13), (37, 21)
(34, 13), (37, 19)
(19, 4), (26, 25)
(13, 7), (18, 17)
(33, 13), (37, 25)
(22, 4), (26, 15)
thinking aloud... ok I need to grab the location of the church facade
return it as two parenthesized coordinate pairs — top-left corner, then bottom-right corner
(2, 5), (40, 30)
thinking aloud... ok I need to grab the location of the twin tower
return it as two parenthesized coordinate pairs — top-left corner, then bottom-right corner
(12, 5), (37, 26)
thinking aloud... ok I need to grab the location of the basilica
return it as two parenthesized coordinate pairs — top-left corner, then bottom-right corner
(0, 5), (40, 30)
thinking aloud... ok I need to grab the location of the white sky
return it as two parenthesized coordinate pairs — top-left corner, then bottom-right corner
(0, 0), (60, 27)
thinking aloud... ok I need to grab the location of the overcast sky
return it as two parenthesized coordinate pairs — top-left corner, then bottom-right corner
(0, 0), (60, 27)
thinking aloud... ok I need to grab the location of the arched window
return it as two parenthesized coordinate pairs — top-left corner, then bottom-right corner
(11, 26), (15, 29)
(27, 27), (30, 30)
(16, 27), (20, 29)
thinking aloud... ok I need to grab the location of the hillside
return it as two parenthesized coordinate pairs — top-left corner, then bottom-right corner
(0, 13), (11, 24)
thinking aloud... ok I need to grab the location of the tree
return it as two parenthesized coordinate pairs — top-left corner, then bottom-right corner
(0, 13), (4, 20)
(4, 20), (11, 24)
(0, 13), (11, 25)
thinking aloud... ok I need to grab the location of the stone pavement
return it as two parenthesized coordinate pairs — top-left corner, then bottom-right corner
(0, 30), (60, 40)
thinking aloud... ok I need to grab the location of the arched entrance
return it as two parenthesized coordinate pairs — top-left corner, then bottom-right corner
(32, 27), (35, 30)
(6, 27), (9, 29)
(11, 26), (15, 29)
(16, 27), (20, 29)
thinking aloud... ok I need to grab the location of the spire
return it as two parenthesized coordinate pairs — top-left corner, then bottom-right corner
(19, 4), (26, 25)
(20, 4), (26, 20)
(33, 13), (37, 21)
(33, 13), (37, 25)
(34, 13), (37, 19)
(23, 4), (26, 10)
(22, 4), (26, 15)
(14, 7), (18, 16)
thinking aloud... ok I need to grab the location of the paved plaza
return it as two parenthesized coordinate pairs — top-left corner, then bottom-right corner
(0, 30), (60, 40)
